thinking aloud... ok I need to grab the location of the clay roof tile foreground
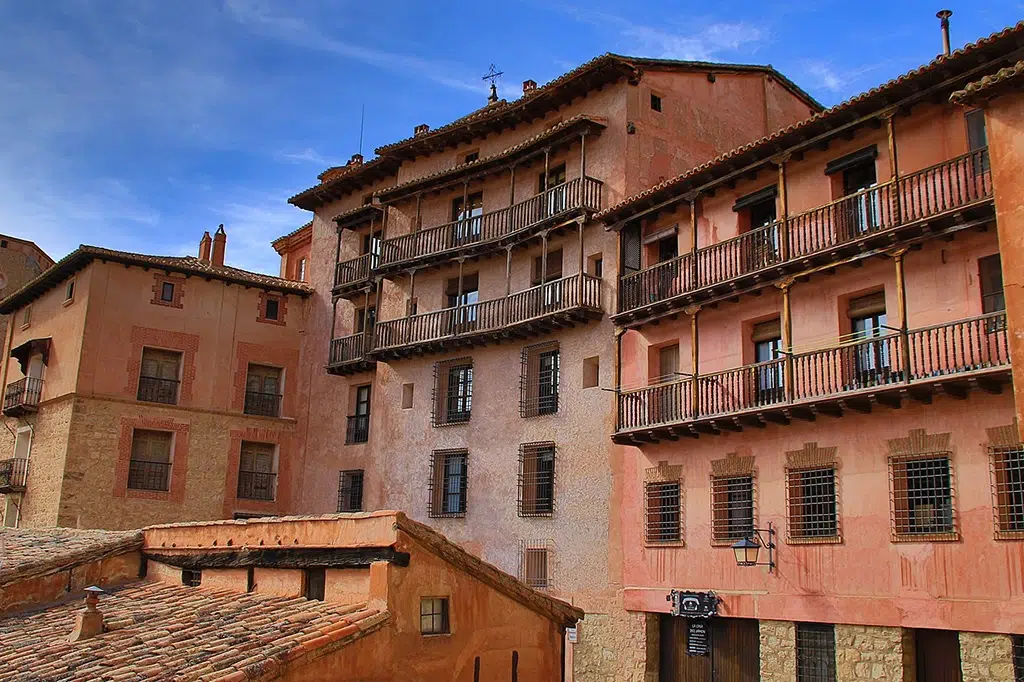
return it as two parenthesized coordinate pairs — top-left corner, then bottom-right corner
(950, 59), (1024, 104)
(0, 528), (143, 587)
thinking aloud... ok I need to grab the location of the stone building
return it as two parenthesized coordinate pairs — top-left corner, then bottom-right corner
(0, 227), (311, 529)
(0, 511), (582, 680)
(285, 55), (819, 680)
(601, 19), (1024, 682)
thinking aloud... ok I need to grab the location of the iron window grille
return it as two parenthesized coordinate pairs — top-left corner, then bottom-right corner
(786, 467), (840, 542)
(181, 569), (202, 587)
(137, 348), (182, 405)
(337, 469), (365, 512)
(991, 445), (1024, 538)
(420, 597), (450, 634)
(518, 442), (555, 517)
(518, 540), (552, 590)
(645, 480), (683, 545)
(128, 429), (173, 492)
(711, 474), (755, 544)
(796, 623), (837, 682)
(432, 358), (473, 427)
(304, 568), (325, 601)
(429, 449), (468, 518)
(1012, 635), (1024, 682)
(237, 441), (276, 501)
(520, 342), (560, 418)
(889, 453), (958, 541)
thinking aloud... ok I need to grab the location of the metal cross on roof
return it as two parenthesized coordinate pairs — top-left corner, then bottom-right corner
(482, 64), (504, 85)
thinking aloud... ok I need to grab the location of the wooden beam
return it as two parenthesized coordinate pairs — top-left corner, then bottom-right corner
(144, 547), (411, 570)
(875, 393), (902, 409)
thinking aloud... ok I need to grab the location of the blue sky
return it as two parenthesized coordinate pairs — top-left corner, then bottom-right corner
(0, 1), (1020, 275)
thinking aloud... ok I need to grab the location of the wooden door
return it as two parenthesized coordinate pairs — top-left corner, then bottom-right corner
(660, 617), (760, 682)
(915, 629), (962, 682)
(660, 616), (712, 682)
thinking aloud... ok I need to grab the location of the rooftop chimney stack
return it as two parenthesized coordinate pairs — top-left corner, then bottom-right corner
(349, 153), (363, 166)
(198, 231), (212, 263)
(414, 124), (430, 136)
(522, 79), (537, 94)
(212, 224), (227, 267)
(937, 9), (953, 56)
(68, 586), (105, 642)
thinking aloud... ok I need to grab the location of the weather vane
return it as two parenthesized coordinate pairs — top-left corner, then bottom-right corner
(482, 64), (504, 103)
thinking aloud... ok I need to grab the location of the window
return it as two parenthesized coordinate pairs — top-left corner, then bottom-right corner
(161, 281), (175, 303)
(354, 305), (377, 333)
(420, 597), (450, 635)
(265, 297), (280, 321)
(244, 364), (282, 417)
(588, 254), (603, 278)
(128, 430), (172, 491)
(980, 254), (1005, 323)
(445, 273), (479, 328)
(657, 236), (678, 263)
(237, 441), (276, 501)
(518, 442), (555, 517)
(711, 474), (754, 543)
(463, 150), (479, 164)
(787, 467), (839, 541)
(429, 449), (468, 517)
(402, 383), (414, 409)
(521, 342), (559, 417)
(796, 623), (837, 682)
(583, 356), (600, 389)
(848, 292), (891, 385)
(966, 109), (990, 172)
(1013, 636), (1024, 682)
(889, 454), (957, 539)
(297, 258), (307, 282)
(451, 192), (483, 244)
(752, 319), (784, 404)
(990, 446), (1024, 537)
(64, 279), (75, 302)
(304, 568), (325, 601)
(21, 306), (30, 327)
(650, 93), (662, 112)
(137, 348), (182, 405)
(337, 470), (365, 512)
(518, 541), (550, 590)
(346, 385), (371, 444)
(432, 359), (473, 426)
(539, 164), (567, 217)
(532, 249), (563, 286)
(645, 480), (682, 544)
(181, 569), (202, 587)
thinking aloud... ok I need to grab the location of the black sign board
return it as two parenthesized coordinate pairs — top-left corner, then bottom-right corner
(687, 620), (710, 656)
(667, 590), (718, 618)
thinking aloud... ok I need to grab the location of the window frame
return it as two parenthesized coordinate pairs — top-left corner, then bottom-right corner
(888, 452), (959, 542)
(304, 568), (326, 601)
(518, 540), (552, 591)
(520, 342), (559, 418)
(432, 358), (473, 427)
(786, 465), (841, 544)
(127, 429), (173, 492)
(160, 281), (175, 303)
(710, 473), (755, 545)
(64, 278), (75, 303)
(650, 92), (663, 112)
(796, 622), (837, 682)
(644, 478), (683, 546)
(990, 445), (1024, 539)
(337, 469), (365, 512)
(518, 442), (555, 517)
(420, 597), (450, 635)
(429, 449), (468, 518)
(237, 440), (277, 502)
(137, 347), (183, 405)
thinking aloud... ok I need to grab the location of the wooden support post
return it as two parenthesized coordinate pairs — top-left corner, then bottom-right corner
(380, 206), (389, 242)
(779, 280), (794, 401)
(509, 165), (516, 204)
(408, 269), (417, 317)
(579, 132), (587, 179)
(894, 249), (911, 383)
(688, 193), (700, 287)
(543, 148), (550, 190)
(372, 279), (382, 350)
(688, 306), (701, 417)
(414, 193), (422, 231)
(361, 288), (371, 340)
(330, 296), (338, 342)
(334, 227), (342, 285)
(885, 112), (902, 223)
(505, 246), (513, 297)
(577, 216), (586, 304)
(541, 231), (549, 284)
(776, 154), (790, 260)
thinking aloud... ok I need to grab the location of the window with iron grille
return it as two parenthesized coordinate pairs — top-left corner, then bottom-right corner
(337, 469), (364, 512)
(237, 441), (276, 501)
(429, 449), (468, 518)
(181, 569), (202, 587)
(797, 623), (837, 682)
(991, 446), (1024, 538)
(518, 540), (551, 590)
(137, 348), (181, 405)
(420, 597), (450, 634)
(520, 342), (559, 418)
(1012, 635), (1024, 682)
(645, 479), (682, 545)
(432, 358), (473, 426)
(787, 467), (840, 542)
(518, 442), (555, 517)
(711, 474), (755, 544)
(244, 364), (282, 417)
(128, 429), (172, 492)
(889, 453), (957, 540)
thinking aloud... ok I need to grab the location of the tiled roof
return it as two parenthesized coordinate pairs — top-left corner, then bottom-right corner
(271, 221), (313, 250)
(597, 21), (1024, 224)
(0, 580), (387, 681)
(288, 155), (401, 211)
(0, 528), (143, 587)
(950, 59), (1024, 103)
(0, 245), (313, 315)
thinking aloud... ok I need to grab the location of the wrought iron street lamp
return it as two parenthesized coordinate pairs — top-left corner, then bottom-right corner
(731, 522), (776, 573)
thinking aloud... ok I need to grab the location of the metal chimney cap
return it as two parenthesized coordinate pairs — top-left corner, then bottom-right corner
(83, 586), (105, 594)
(936, 9), (952, 19)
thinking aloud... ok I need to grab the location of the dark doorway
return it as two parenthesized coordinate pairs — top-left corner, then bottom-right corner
(660, 616), (760, 681)
(915, 629), (962, 682)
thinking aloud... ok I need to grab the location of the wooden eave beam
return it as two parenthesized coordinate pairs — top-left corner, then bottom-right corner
(144, 547), (411, 570)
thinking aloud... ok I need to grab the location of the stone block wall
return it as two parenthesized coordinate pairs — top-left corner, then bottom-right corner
(959, 631), (1016, 682)
(573, 604), (651, 682)
(760, 619), (797, 682)
(835, 624), (911, 682)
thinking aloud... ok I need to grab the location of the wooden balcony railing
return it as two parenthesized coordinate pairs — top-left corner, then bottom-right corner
(619, 149), (993, 315)
(329, 331), (370, 366)
(237, 470), (276, 501)
(0, 458), (28, 493)
(616, 312), (1008, 438)
(2, 377), (43, 417)
(334, 253), (374, 290)
(379, 177), (603, 268)
(372, 273), (602, 352)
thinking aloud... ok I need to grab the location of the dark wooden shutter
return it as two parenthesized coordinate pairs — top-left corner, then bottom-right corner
(751, 319), (782, 343)
(915, 629), (963, 682)
(847, 291), (886, 318)
(622, 221), (642, 273)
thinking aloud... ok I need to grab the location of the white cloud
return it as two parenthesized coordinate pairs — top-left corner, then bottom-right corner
(800, 59), (897, 97)
(804, 61), (845, 92)
(277, 148), (333, 166)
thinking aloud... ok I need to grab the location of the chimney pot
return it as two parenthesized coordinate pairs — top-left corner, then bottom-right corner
(69, 587), (105, 642)
(522, 79), (537, 94)
(414, 124), (429, 136)
(212, 224), (227, 267)
(937, 9), (952, 57)
(198, 231), (212, 263)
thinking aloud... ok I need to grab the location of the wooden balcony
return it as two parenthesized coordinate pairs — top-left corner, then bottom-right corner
(0, 458), (28, 493)
(377, 177), (602, 274)
(370, 273), (603, 360)
(614, 312), (1010, 444)
(333, 253), (374, 296)
(327, 331), (375, 376)
(3, 377), (42, 417)
(616, 149), (994, 327)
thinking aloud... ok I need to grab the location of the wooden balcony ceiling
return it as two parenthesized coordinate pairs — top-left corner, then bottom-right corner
(326, 357), (376, 377)
(333, 204), (382, 232)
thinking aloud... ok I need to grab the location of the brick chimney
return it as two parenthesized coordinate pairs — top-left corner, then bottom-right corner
(212, 224), (227, 267)
(414, 124), (429, 136)
(198, 231), (212, 263)
(68, 586), (105, 642)
(522, 79), (537, 94)
(348, 153), (363, 166)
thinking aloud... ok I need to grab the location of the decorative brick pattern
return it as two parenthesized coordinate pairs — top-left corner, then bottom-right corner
(834, 624), (911, 682)
(257, 291), (288, 326)
(986, 422), (1020, 448)
(150, 273), (185, 308)
(112, 416), (190, 503)
(959, 631), (1016, 682)
(759, 620), (797, 682)
(885, 428), (952, 457)
(221, 427), (293, 518)
(711, 452), (755, 476)
(124, 326), (199, 405)
(786, 442), (838, 469)
(232, 342), (299, 415)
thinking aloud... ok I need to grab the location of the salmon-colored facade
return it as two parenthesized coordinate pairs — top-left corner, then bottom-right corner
(603, 22), (1024, 682)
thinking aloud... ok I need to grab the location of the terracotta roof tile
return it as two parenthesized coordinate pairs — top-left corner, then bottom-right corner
(0, 528), (143, 586)
(270, 221), (313, 250)
(950, 59), (1024, 103)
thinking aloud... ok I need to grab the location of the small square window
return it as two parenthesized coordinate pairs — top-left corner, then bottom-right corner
(463, 151), (479, 164)
(420, 597), (450, 634)
(64, 279), (75, 302)
(583, 356), (600, 389)
(588, 254), (603, 278)
(161, 282), (175, 302)
(650, 93), (663, 112)
(337, 469), (364, 512)
(297, 258), (307, 282)
(265, 298), (280, 321)
(518, 542), (551, 590)
(21, 306), (31, 327)
(304, 568), (326, 601)
(402, 383), (414, 409)
(182, 569), (202, 587)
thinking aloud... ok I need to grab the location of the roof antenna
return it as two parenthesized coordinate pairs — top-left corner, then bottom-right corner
(937, 9), (952, 57)
(483, 64), (504, 104)
(358, 103), (365, 156)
